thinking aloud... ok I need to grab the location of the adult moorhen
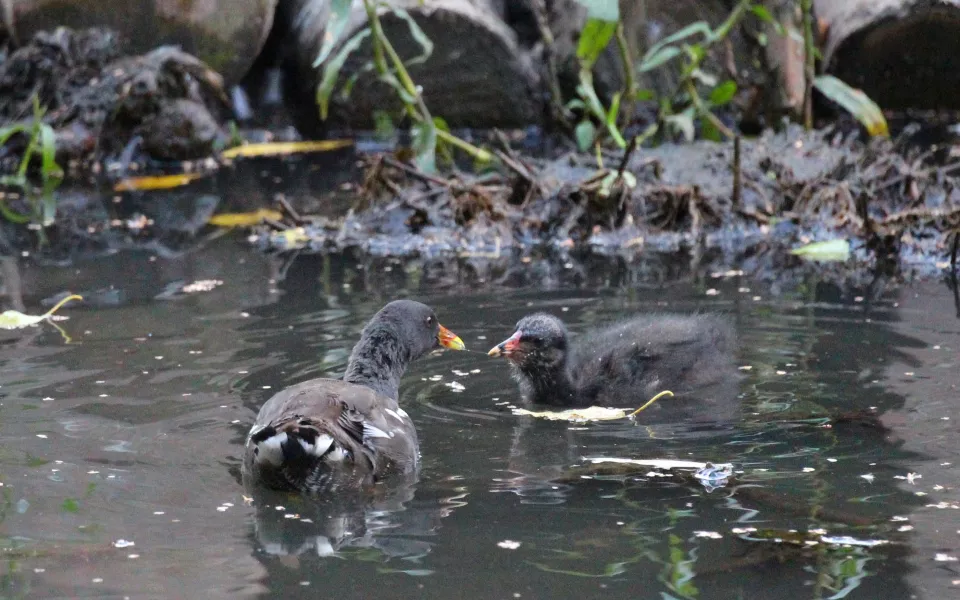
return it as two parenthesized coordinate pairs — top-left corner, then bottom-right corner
(488, 312), (735, 407)
(243, 300), (465, 494)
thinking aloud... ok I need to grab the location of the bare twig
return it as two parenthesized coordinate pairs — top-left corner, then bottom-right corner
(528, 0), (572, 130)
(732, 134), (742, 209)
(801, 0), (815, 129)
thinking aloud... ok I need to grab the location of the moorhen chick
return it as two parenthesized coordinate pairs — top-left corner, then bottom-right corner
(243, 300), (465, 494)
(488, 312), (735, 407)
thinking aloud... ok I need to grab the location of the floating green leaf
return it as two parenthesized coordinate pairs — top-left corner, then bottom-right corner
(790, 239), (851, 262)
(813, 75), (889, 138)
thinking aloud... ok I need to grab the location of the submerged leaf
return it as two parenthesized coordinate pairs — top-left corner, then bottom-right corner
(813, 75), (889, 138)
(0, 294), (82, 330)
(790, 239), (851, 262)
(221, 139), (354, 159)
(113, 173), (206, 192)
(207, 209), (284, 228)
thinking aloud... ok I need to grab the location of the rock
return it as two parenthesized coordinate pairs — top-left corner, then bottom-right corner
(137, 99), (225, 160)
(816, 0), (960, 110)
(9, 0), (278, 85)
(286, 0), (541, 134)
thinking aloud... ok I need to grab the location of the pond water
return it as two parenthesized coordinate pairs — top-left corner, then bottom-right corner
(0, 240), (958, 599)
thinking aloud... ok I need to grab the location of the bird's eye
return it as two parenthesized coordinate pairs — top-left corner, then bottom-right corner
(426, 316), (434, 326)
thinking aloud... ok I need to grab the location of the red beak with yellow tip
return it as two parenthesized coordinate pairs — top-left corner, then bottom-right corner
(437, 324), (466, 351)
(487, 330), (522, 358)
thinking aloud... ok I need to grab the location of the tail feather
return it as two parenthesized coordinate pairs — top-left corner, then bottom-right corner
(250, 422), (343, 468)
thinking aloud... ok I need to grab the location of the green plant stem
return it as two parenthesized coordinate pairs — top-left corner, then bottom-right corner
(685, 80), (735, 139)
(615, 23), (637, 130)
(363, 0), (492, 163)
(713, 0), (751, 41)
(801, 0), (815, 129)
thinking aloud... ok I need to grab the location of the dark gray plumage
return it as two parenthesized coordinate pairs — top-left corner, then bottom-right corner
(489, 312), (736, 407)
(243, 300), (464, 494)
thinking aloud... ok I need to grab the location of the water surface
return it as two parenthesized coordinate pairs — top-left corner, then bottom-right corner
(0, 243), (957, 599)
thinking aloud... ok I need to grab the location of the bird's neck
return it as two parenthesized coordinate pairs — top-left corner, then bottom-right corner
(343, 327), (410, 399)
(519, 362), (577, 406)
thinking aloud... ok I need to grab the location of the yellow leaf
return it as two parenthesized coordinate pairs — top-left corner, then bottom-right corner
(510, 391), (674, 423)
(220, 139), (354, 159)
(269, 227), (311, 249)
(113, 173), (206, 192)
(208, 209), (284, 228)
(0, 294), (82, 330)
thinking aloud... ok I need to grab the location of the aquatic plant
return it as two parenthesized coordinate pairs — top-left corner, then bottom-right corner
(567, 0), (888, 150)
(314, 0), (492, 173)
(0, 96), (63, 226)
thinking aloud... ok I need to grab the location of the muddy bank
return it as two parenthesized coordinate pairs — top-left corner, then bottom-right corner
(8, 123), (950, 302)
(243, 124), (957, 280)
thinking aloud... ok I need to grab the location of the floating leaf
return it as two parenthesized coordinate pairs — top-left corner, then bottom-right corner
(813, 75), (889, 138)
(513, 391), (673, 422)
(113, 173), (206, 192)
(0, 294), (82, 330)
(790, 238), (851, 262)
(61, 498), (79, 513)
(221, 139), (354, 159)
(208, 209), (284, 228)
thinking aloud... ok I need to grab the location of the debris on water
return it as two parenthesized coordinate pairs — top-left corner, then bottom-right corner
(112, 539), (135, 548)
(860, 473), (875, 483)
(694, 462), (735, 492)
(512, 405), (633, 422)
(694, 531), (723, 539)
(445, 381), (466, 393)
(934, 553), (958, 562)
(497, 540), (521, 549)
(819, 535), (889, 548)
(16, 498), (29, 513)
(180, 280), (223, 294)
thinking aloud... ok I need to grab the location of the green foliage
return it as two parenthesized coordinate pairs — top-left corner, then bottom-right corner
(314, 0), (490, 173)
(0, 96), (63, 226)
(813, 75), (889, 138)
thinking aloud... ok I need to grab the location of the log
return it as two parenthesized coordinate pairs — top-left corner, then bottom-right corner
(816, 0), (960, 110)
(286, 0), (541, 134)
(8, 0), (277, 85)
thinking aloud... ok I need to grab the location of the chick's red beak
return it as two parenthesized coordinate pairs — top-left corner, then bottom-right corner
(437, 324), (466, 350)
(488, 330), (523, 358)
